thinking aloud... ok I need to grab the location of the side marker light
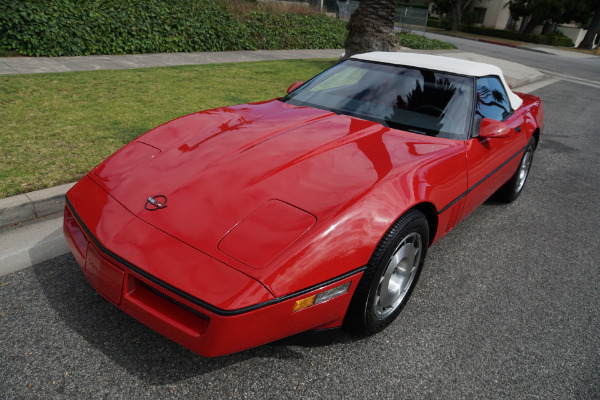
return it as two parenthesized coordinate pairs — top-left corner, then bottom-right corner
(292, 282), (351, 313)
(292, 295), (316, 312)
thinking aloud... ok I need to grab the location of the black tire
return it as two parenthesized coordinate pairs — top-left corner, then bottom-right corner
(344, 209), (429, 335)
(495, 136), (535, 203)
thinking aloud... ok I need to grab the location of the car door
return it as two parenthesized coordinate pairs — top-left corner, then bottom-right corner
(461, 76), (528, 218)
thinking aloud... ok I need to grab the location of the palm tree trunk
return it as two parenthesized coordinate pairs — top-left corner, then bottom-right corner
(343, 0), (398, 60)
(578, 2), (600, 49)
(451, 3), (461, 31)
(522, 14), (542, 34)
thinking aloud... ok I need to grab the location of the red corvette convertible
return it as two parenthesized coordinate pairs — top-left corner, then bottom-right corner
(64, 52), (544, 357)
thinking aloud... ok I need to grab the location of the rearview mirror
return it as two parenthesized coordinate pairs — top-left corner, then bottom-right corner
(476, 117), (511, 139)
(287, 81), (304, 94)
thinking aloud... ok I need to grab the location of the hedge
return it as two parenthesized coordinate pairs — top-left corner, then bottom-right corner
(397, 32), (456, 50)
(0, 0), (347, 56)
(426, 19), (575, 47)
(461, 25), (574, 47)
(427, 18), (441, 29)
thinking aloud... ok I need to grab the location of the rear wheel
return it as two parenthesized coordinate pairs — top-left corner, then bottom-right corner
(345, 209), (429, 334)
(496, 136), (535, 203)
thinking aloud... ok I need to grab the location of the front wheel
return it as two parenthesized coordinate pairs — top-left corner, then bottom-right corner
(345, 209), (429, 335)
(496, 136), (536, 203)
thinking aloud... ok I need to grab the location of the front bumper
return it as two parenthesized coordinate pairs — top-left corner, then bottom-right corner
(63, 178), (362, 357)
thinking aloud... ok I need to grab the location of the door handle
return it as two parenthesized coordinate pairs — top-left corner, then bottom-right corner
(515, 125), (522, 132)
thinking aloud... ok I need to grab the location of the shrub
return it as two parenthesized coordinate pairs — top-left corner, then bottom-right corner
(427, 18), (442, 29)
(461, 25), (574, 47)
(397, 32), (457, 50)
(0, 0), (346, 56)
(244, 12), (346, 50)
(522, 33), (574, 47)
(426, 16), (452, 30)
(440, 16), (454, 30)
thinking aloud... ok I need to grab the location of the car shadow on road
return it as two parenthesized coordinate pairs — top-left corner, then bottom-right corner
(32, 253), (333, 385)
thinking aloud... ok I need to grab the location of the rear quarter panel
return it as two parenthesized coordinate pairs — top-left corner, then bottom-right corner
(516, 92), (544, 136)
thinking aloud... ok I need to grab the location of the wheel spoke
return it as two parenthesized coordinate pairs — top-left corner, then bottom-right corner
(378, 276), (391, 307)
(516, 149), (532, 192)
(402, 243), (417, 271)
(392, 247), (406, 266)
(374, 232), (423, 318)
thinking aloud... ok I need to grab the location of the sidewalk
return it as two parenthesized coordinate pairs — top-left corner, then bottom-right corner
(0, 49), (343, 75)
(0, 48), (548, 276)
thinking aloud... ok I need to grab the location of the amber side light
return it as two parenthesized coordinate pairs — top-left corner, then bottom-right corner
(292, 282), (351, 313)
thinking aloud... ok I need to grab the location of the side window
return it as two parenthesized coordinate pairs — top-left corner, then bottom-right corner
(476, 76), (512, 121)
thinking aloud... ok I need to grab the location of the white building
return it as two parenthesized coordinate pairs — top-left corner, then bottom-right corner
(428, 0), (590, 47)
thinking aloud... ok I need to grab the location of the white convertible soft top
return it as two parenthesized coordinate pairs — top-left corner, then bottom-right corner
(351, 51), (523, 110)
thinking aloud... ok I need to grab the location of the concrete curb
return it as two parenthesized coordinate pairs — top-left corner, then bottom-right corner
(429, 30), (560, 55)
(508, 71), (552, 89)
(476, 38), (549, 54)
(478, 38), (518, 48)
(0, 182), (75, 228)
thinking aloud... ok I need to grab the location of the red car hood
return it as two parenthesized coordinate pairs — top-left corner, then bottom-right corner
(90, 100), (457, 272)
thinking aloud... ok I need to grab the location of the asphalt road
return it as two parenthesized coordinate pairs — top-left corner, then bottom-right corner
(425, 31), (600, 83)
(1, 79), (599, 399)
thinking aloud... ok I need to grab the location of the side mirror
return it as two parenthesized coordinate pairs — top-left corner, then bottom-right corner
(476, 117), (511, 139)
(287, 81), (304, 94)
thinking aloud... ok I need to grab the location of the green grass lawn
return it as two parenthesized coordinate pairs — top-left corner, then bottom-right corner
(0, 31), (457, 199)
(0, 59), (336, 198)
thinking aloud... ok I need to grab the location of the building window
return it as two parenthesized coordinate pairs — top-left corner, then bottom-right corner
(473, 7), (486, 24)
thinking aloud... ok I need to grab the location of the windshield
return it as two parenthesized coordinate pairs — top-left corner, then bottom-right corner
(282, 59), (475, 139)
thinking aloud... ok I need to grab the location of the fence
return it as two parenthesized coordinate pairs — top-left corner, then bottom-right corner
(335, 3), (428, 34)
(336, 1), (359, 21)
(396, 6), (428, 34)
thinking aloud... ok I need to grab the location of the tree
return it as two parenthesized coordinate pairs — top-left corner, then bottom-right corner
(509, 0), (564, 33)
(509, 0), (597, 34)
(343, 0), (398, 60)
(434, 0), (476, 31)
(578, 1), (600, 49)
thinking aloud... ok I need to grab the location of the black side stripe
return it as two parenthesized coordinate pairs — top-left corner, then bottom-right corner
(65, 197), (366, 316)
(438, 145), (526, 215)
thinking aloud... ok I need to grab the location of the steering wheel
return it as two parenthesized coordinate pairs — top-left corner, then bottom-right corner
(414, 105), (444, 117)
